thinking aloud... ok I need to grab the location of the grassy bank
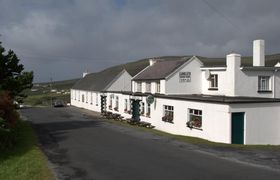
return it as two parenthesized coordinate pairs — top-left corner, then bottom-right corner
(24, 93), (70, 107)
(0, 121), (54, 180)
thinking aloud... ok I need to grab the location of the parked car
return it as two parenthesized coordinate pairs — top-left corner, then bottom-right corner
(53, 100), (65, 107)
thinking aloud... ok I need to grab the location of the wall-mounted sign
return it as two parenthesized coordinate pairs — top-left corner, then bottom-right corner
(146, 95), (155, 104)
(179, 72), (191, 83)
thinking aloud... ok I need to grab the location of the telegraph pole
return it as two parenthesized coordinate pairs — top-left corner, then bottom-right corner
(50, 77), (53, 107)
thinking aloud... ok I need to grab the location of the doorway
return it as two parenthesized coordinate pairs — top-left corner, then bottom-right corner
(231, 112), (245, 144)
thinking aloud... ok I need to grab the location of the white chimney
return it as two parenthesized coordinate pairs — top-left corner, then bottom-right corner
(149, 59), (156, 66)
(226, 53), (241, 96)
(82, 70), (89, 78)
(227, 53), (241, 69)
(253, 39), (265, 66)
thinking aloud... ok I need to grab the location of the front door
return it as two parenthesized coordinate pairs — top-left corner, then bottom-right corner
(231, 112), (244, 144)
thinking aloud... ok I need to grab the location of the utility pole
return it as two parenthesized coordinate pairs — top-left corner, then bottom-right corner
(50, 77), (53, 107)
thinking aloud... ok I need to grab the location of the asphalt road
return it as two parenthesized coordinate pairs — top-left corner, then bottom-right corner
(21, 107), (280, 180)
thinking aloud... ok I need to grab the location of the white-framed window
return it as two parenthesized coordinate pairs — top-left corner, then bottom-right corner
(136, 82), (142, 92)
(258, 76), (271, 91)
(124, 99), (128, 112)
(78, 91), (80, 101)
(156, 82), (160, 93)
(187, 109), (202, 129)
(140, 102), (145, 116)
(109, 95), (113, 109)
(146, 103), (151, 117)
(96, 93), (99, 106)
(86, 92), (88, 103)
(162, 105), (174, 123)
(114, 96), (119, 111)
(90, 92), (93, 104)
(146, 82), (151, 92)
(82, 94), (85, 103)
(209, 74), (218, 89)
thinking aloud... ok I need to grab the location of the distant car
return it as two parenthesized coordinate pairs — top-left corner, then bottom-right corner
(53, 100), (65, 107)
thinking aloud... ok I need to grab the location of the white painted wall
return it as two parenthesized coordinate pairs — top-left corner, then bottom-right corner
(201, 70), (227, 95)
(166, 59), (202, 94)
(106, 71), (132, 91)
(230, 103), (280, 145)
(70, 89), (101, 112)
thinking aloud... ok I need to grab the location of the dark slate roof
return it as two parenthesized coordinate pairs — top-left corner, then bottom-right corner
(72, 60), (150, 91)
(108, 91), (280, 104)
(133, 58), (189, 80)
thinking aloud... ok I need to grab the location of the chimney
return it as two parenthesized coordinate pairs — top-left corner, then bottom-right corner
(253, 39), (265, 66)
(149, 59), (156, 66)
(82, 70), (89, 78)
(227, 53), (241, 69)
(226, 53), (241, 96)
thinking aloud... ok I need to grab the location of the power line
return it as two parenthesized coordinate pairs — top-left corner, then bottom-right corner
(200, 0), (244, 35)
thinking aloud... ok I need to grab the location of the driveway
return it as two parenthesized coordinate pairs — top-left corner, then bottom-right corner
(21, 107), (280, 180)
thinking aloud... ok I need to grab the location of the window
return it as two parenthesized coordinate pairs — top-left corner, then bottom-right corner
(86, 92), (88, 103)
(124, 99), (128, 112)
(162, 105), (174, 123)
(109, 95), (113, 109)
(82, 94), (85, 103)
(96, 93), (99, 106)
(187, 109), (202, 129)
(78, 91), (80, 101)
(136, 82), (142, 92)
(209, 74), (218, 90)
(146, 103), (151, 117)
(90, 92), (93, 104)
(140, 102), (145, 116)
(114, 96), (119, 111)
(156, 82), (160, 93)
(146, 82), (151, 92)
(258, 76), (271, 91)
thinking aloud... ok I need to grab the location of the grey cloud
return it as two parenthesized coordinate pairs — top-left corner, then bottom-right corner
(0, 0), (280, 82)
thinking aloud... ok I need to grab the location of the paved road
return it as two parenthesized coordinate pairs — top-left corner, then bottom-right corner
(21, 107), (280, 180)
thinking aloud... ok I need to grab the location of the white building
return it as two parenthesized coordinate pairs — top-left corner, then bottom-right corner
(71, 40), (280, 145)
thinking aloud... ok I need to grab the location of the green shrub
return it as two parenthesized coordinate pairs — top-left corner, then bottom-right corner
(0, 91), (20, 149)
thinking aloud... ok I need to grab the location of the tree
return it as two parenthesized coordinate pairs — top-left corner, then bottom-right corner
(0, 41), (33, 102)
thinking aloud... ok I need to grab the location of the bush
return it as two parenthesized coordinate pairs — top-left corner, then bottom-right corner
(0, 91), (20, 149)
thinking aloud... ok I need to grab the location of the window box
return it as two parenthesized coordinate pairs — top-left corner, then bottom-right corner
(146, 113), (150, 118)
(114, 107), (118, 111)
(187, 109), (202, 130)
(208, 88), (218, 91)
(257, 90), (272, 93)
(162, 115), (173, 123)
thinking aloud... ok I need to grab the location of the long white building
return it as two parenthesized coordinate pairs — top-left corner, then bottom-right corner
(71, 40), (280, 145)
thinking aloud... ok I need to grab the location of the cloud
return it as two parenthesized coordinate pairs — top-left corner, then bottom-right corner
(0, 0), (280, 82)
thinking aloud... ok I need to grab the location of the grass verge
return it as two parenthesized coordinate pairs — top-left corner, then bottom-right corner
(0, 121), (54, 180)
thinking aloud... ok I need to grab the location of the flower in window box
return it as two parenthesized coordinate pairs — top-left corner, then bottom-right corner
(114, 107), (118, 111)
(108, 105), (112, 109)
(146, 112), (150, 117)
(140, 111), (145, 115)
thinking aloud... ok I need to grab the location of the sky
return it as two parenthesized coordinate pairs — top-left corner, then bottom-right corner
(0, 0), (280, 82)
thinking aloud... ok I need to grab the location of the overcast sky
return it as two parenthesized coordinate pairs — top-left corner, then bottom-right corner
(1, 0), (280, 82)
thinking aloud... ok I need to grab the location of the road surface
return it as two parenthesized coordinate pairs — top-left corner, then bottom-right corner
(21, 107), (280, 180)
